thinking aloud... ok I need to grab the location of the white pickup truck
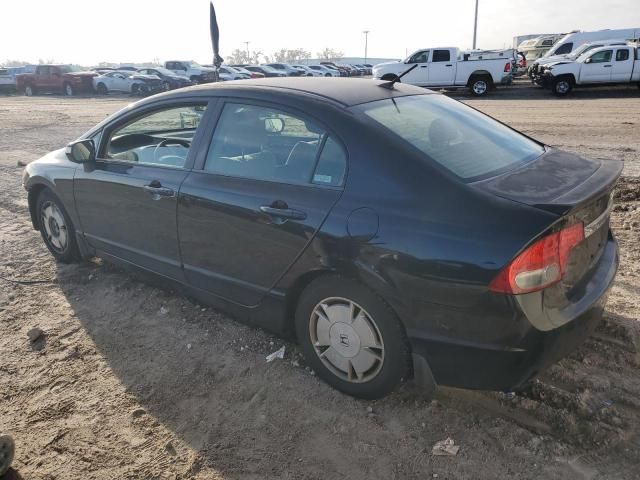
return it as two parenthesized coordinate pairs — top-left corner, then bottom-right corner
(372, 47), (514, 96)
(164, 61), (217, 84)
(536, 45), (640, 95)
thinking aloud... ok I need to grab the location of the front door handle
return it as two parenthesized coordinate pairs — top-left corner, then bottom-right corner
(445, 64), (453, 67)
(603, 65), (612, 67)
(143, 182), (175, 198)
(260, 205), (307, 221)
(420, 65), (428, 68)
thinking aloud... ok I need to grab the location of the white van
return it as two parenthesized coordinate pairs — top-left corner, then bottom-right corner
(544, 28), (640, 57)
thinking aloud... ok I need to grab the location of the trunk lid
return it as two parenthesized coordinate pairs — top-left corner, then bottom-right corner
(474, 148), (622, 294)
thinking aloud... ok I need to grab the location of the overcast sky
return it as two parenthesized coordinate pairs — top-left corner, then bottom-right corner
(2, 0), (639, 65)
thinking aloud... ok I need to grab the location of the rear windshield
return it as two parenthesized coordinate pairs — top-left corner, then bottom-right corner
(355, 94), (543, 181)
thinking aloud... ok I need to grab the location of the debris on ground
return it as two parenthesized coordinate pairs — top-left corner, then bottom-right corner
(266, 346), (286, 362)
(432, 438), (460, 456)
(27, 327), (44, 343)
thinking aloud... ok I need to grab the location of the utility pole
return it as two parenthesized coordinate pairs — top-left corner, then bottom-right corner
(244, 41), (250, 62)
(363, 30), (370, 64)
(472, 0), (479, 50)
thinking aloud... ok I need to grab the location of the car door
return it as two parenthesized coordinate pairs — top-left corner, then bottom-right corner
(580, 49), (613, 83)
(178, 100), (347, 307)
(427, 49), (456, 86)
(74, 100), (213, 280)
(611, 47), (632, 82)
(36, 66), (52, 91)
(403, 50), (430, 85)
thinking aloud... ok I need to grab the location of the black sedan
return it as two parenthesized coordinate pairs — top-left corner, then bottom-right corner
(23, 78), (620, 399)
(137, 67), (194, 90)
(244, 65), (286, 78)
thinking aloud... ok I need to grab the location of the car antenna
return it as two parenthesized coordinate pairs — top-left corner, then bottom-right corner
(379, 64), (418, 89)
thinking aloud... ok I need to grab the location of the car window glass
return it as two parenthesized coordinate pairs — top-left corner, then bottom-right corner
(616, 49), (630, 61)
(432, 50), (451, 62)
(409, 51), (430, 63)
(39, 66), (50, 75)
(313, 137), (346, 187)
(542, 39), (554, 46)
(554, 42), (573, 54)
(589, 50), (613, 63)
(205, 103), (327, 185)
(357, 94), (544, 181)
(103, 104), (207, 168)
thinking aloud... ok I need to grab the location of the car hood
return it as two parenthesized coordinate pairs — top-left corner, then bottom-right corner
(472, 148), (623, 214)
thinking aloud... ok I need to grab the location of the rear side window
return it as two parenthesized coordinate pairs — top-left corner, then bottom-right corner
(355, 95), (544, 181)
(554, 42), (573, 55)
(432, 50), (451, 62)
(205, 103), (346, 186)
(616, 49), (630, 61)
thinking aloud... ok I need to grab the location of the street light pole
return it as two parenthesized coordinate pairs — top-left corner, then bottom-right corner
(472, 0), (479, 50)
(363, 30), (370, 64)
(244, 41), (250, 62)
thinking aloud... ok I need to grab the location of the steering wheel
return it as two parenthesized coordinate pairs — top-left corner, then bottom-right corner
(153, 138), (191, 164)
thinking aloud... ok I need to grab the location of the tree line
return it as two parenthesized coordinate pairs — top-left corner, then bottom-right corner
(225, 48), (344, 65)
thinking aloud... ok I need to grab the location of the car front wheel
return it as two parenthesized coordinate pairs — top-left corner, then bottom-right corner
(552, 77), (573, 96)
(37, 189), (80, 263)
(24, 85), (35, 96)
(295, 276), (410, 399)
(64, 83), (74, 96)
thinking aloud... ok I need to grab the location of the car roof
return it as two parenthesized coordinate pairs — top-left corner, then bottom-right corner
(149, 77), (434, 108)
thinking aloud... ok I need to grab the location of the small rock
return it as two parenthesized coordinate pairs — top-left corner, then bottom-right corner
(131, 408), (146, 419)
(292, 360), (300, 367)
(309, 370), (315, 376)
(431, 400), (440, 408)
(160, 306), (169, 315)
(187, 343), (192, 350)
(88, 274), (94, 280)
(165, 441), (177, 456)
(366, 406), (374, 414)
(27, 327), (44, 343)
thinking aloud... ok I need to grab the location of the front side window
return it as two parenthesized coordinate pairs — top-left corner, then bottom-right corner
(204, 103), (346, 186)
(355, 94), (544, 181)
(102, 104), (207, 168)
(554, 42), (573, 55)
(589, 50), (613, 63)
(408, 51), (430, 64)
(616, 49), (630, 61)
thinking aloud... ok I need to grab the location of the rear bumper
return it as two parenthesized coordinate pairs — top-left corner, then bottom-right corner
(409, 236), (618, 391)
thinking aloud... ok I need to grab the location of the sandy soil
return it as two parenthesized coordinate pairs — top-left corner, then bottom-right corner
(1, 84), (639, 479)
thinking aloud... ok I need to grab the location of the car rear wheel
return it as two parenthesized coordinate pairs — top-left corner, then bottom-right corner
(295, 276), (410, 399)
(469, 76), (491, 96)
(64, 83), (74, 96)
(96, 83), (108, 95)
(24, 85), (35, 96)
(162, 81), (171, 90)
(552, 77), (573, 96)
(37, 189), (80, 263)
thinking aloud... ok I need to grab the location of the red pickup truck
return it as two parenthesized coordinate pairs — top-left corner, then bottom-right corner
(16, 64), (96, 96)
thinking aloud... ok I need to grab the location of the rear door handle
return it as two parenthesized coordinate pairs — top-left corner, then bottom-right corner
(420, 65), (428, 68)
(143, 182), (175, 198)
(260, 205), (307, 220)
(603, 65), (612, 67)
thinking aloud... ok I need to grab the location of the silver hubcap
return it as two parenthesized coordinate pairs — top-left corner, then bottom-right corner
(25, 86), (32, 96)
(41, 202), (68, 252)
(310, 297), (384, 383)
(557, 81), (569, 94)
(66, 85), (72, 95)
(473, 81), (487, 95)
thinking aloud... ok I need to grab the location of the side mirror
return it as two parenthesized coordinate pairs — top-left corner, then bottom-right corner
(65, 139), (96, 163)
(264, 117), (285, 133)
(584, 58), (592, 64)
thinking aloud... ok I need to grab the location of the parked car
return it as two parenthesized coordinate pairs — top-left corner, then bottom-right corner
(321, 62), (349, 76)
(229, 66), (265, 78)
(244, 65), (286, 77)
(373, 47), (514, 96)
(16, 64), (96, 96)
(93, 71), (163, 95)
(117, 66), (139, 72)
(23, 78), (620, 399)
(529, 39), (632, 80)
(536, 45), (640, 95)
(517, 35), (564, 63)
(0, 68), (15, 92)
(543, 28), (640, 59)
(137, 67), (194, 90)
(308, 65), (340, 77)
(164, 61), (217, 83)
(292, 65), (322, 77)
(217, 66), (250, 80)
(264, 63), (304, 76)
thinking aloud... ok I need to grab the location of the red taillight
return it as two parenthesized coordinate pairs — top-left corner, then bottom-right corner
(504, 62), (511, 73)
(489, 223), (585, 294)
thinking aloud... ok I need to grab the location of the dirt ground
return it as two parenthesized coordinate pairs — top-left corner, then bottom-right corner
(1, 82), (639, 480)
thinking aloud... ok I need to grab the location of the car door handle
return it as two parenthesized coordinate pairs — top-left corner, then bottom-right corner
(420, 65), (428, 68)
(603, 65), (612, 67)
(260, 205), (307, 220)
(445, 64), (453, 67)
(143, 183), (175, 198)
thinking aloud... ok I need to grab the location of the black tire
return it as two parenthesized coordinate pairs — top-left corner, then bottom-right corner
(0, 434), (15, 477)
(63, 83), (74, 96)
(24, 84), (35, 96)
(96, 82), (108, 95)
(552, 77), (573, 96)
(295, 275), (410, 399)
(325, 73), (331, 77)
(162, 81), (171, 91)
(37, 189), (80, 263)
(469, 75), (492, 96)
(190, 75), (200, 84)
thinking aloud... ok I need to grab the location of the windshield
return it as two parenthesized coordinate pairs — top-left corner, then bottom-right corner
(188, 62), (203, 69)
(154, 67), (175, 75)
(355, 95), (544, 181)
(260, 65), (278, 72)
(59, 65), (82, 73)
